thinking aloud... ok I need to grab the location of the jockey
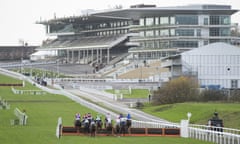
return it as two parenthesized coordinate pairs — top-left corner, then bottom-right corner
(115, 116), (120, 125)
(75, 113), (81, 121)
(105, 113), (111, 123)
(96, 114), (102, 123)
(90, 118), (96, 126)
(96, 113), (101, 122)
(126, 113), (131, 120)
(119, 114), (126, 126)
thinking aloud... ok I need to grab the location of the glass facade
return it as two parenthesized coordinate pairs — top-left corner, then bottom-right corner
(210, 15), (230, 25)
(175, 15), (198, 25)
(172, 41), (198, 48)
(176, 29), (195, 36)
(146, 17), (154, 26)
(210, 28), (230, 36)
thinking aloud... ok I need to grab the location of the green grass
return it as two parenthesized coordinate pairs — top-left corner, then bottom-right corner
(0, 74), (22, 83)
(143, 102), (240, 129)
(105, 89), (149, 98)
(0, 73), (213, 144)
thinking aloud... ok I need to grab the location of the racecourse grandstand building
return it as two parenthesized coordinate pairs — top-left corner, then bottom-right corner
(36, 4), (239, 68)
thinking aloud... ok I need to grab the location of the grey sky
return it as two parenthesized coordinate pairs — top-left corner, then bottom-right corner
(0, 0), (239, 46)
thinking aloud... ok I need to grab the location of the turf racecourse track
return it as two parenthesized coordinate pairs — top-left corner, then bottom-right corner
(0, 68), (240, 144)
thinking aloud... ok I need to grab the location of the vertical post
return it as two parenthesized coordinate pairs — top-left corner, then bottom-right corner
(107, 48), (110, 64)
(180, 120), (189, 138)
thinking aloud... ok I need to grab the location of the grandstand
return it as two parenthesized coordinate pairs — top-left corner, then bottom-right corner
(35, 4), (239, 74)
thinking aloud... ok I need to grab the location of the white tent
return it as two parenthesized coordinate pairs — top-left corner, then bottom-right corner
(30, 50), (57, 61)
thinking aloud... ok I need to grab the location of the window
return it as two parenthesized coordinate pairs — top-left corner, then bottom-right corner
(220, 28), (230, 36)
(146, 17), (154, 26)
(175, 15), (198, 25)
(210, 15), (220, 25)
(220, 16), (230, 25)
(155, 30), (159, 36)
(231, 80), (238, 89)
(160, 29), (169, 36)
(172, 41), (198, 48)
(140, 18), (145, 26)
(170, 29), (175, 36)
(210, 28), (220, 36)
(197, 29), (201, 36)
(146, 30), (154, 37)
(170, 17), (175, 25)
(176, 29), (194, 36)
(204, 18), (208, 25)
(145, 41), (154, 48)
(160, 17), (169, 25)
(155, 17), (159, 25)
(139, 31), (145, 37)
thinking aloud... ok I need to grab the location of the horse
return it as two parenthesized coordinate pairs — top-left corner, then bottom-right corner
(89, 122), (96, 137)
(74, 119), (81, 133)
(82, 119), (90, 133)
(105, 120), (113, 135)
(114, 122), (121, 136)
(119, 121), (127, 135)
(95, 120), (103, 132)
(126, 119), (132, 134)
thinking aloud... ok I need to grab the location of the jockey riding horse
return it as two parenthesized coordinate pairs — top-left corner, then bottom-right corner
(89, 119), (96, 137)
(105, 117), (113, 135)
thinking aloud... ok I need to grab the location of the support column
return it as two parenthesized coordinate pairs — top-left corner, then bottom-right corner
(91, 49), (94, 62)
(78, 50), (81, 63)
(83, 50), (86, 64)
(67, 50), (69, 63)
(86, 49), (89, 64)
(100, 49), (102, 63)
(107, 48), (110, 64)
(96, 49), (99, 64)
(72, 50), (74, 63)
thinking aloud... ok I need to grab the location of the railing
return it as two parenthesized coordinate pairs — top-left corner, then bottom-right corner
(131, 120), (240, 144)
(131, 119), (180, 129)
(189, 124), (240, 144)
(11, 87), (47, 95)
(13, 108), (28, 125)
(0, 97), (10, 110)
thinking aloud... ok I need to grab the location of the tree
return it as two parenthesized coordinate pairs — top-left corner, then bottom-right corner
(152, 76), (199, 104)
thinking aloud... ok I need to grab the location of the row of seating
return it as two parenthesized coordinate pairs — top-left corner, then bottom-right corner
(61, 126), (180, 137)
(42, 35), (123, 48)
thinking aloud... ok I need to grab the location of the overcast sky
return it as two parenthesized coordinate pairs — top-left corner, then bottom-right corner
(0, 0), (240, 46)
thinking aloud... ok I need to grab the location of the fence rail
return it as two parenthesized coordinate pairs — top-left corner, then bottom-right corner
(13, 108), (28, 125)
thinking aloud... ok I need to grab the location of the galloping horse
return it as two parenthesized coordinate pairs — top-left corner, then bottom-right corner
(105, 120), (113, 135)
(126, 119), (132, 134)
(82, 119), (90, 133)
(95, 120), (103, 132)
(114, 121), (121, 136)
(74, 119), (81, 133)
(89, 121), (96, 137)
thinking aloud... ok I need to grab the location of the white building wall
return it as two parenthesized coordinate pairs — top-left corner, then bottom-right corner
(182, 54), (240, 89)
